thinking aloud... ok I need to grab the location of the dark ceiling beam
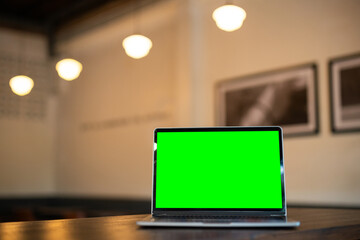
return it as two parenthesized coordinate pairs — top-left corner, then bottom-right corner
(45, 0), (122, 57)
(46, 0), (116, 29)
(24, 0), (60, 21)
(0, 0), (164, 57)
(0, 14), (47, 34)
(55, 0), (161, 43)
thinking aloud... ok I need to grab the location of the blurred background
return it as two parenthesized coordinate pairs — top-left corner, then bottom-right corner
(0, 0), (359, 222)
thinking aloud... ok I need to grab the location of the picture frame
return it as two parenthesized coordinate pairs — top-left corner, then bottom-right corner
(216, 64), (318, 137)
(329, 53), (360, 133)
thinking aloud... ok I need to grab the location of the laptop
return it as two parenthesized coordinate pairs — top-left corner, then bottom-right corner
(137, 126), (300, 228)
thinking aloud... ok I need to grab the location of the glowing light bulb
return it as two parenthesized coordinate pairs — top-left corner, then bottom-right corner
(9, 75), (34, 96)
(122, 34), (152, 59)
(212, 5), (246, 32)
(56, 58), (83, 81)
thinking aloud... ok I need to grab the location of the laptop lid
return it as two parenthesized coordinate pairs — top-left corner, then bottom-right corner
(152, 126), (286, 217)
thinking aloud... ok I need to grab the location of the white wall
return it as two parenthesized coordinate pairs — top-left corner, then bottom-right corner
(56, 0), (360, 204)
(56, 0), (179, 198)
(193, 0), (360, 206)
(0, 28), (56, 195)
(1, 0), (359, 206)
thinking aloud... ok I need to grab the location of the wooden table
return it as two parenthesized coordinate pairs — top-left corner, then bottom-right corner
(1, 208), (360, 240)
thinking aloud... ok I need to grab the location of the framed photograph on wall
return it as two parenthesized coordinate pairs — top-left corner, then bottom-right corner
(330, 53), (360, 133)
(216, 64), (318, 137)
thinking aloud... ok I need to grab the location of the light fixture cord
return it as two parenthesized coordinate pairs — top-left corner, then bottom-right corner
(17, 34), (22, 75)
(132, 0), (141, 34)
(226, 0), (234, 5)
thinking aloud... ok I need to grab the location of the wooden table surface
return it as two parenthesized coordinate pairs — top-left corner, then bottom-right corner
(1, 208), (360, 240)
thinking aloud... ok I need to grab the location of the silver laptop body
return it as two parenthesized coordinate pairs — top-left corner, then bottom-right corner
(137, 126), (300, 228)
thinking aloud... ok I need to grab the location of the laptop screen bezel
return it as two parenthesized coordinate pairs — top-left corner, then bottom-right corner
(152, 126), (287, 217)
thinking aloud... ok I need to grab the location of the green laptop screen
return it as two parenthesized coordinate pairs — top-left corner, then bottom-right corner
(155, 130), (283, 209)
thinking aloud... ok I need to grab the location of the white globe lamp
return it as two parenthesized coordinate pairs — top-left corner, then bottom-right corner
(56, 58), (83, 81)
(212, 5), (247, 32)
(9, 75), (34, 96)
(122, 34), (152, 59)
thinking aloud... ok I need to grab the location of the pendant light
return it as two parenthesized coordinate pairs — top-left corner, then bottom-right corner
(212, 3), (247, 32)
(9, 34), (34, 96)
(56, 58), (83, 81)
(9, 75), (34, 96)
(122, 0), (152, 59)
(123, 34), (152, 59)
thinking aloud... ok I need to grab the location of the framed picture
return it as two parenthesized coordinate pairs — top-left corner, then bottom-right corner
(216, 64), (318, 137)
(330, 53), (360, 133)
